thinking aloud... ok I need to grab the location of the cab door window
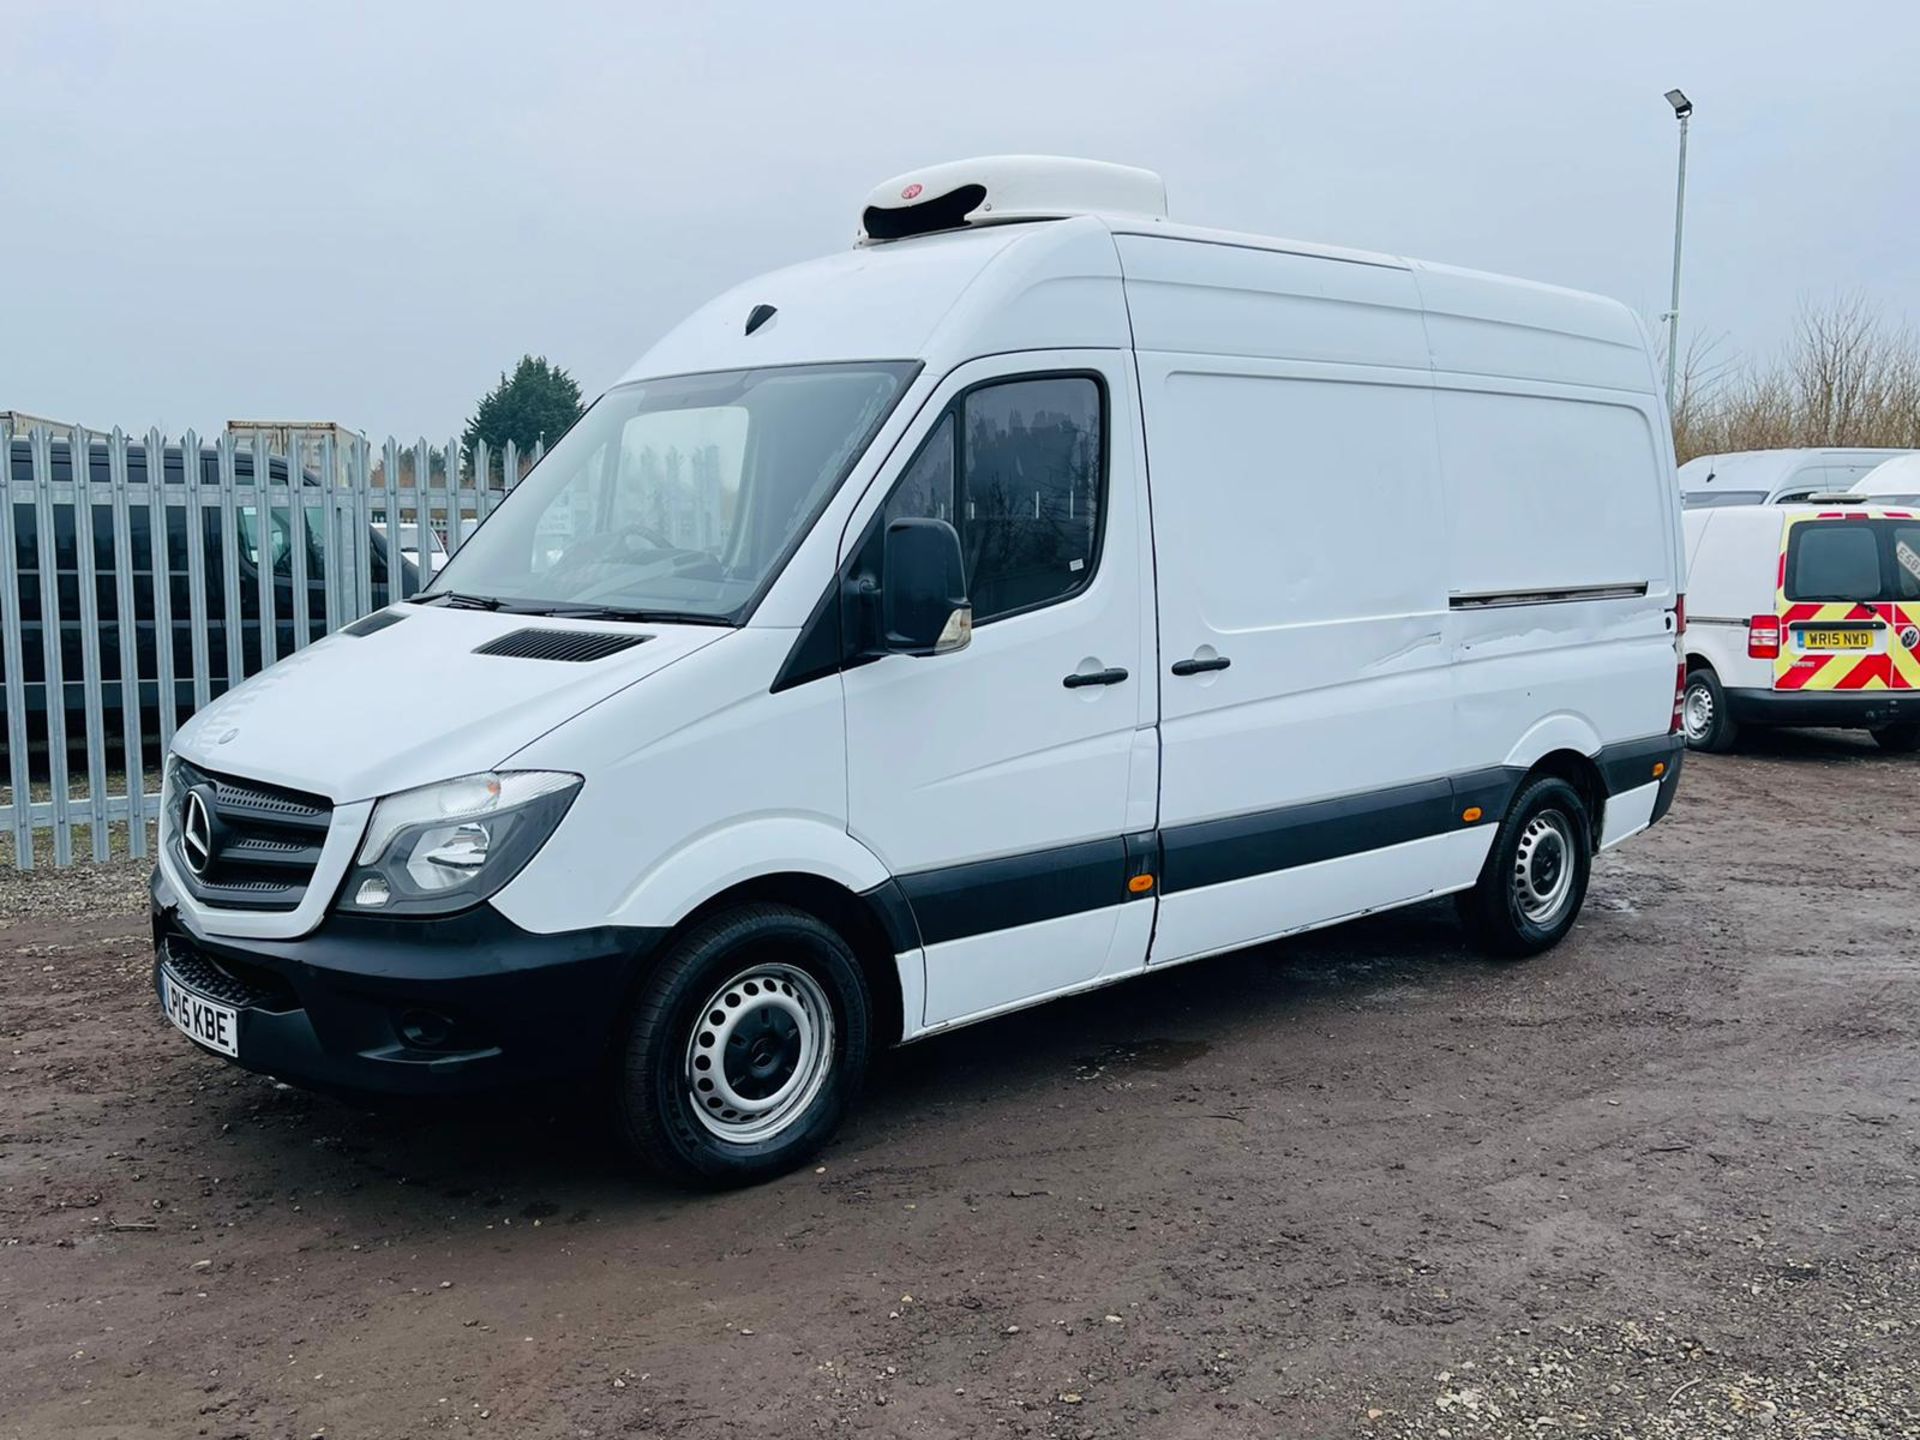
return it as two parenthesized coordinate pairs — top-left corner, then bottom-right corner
(875, 374), (1105, 624)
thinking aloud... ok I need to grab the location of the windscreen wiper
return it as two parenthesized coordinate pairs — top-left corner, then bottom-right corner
(412, 591), (504, 610)
(526, 604), (733, 627)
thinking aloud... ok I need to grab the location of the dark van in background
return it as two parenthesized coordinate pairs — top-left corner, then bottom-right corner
(3, 435), (416, 765)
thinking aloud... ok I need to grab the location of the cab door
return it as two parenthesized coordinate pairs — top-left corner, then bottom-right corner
(841, 353), (1157, 1031)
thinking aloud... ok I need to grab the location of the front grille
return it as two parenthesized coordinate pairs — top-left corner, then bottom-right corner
(161, 935), (299, 1012)
(170, 760), (332, 912)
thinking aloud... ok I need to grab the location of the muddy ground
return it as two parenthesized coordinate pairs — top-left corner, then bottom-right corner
(3, 738), (1917, 1439)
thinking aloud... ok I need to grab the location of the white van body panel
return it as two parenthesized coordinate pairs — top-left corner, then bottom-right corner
(492, 629), (878, 933)
(1599, 781), (1659, 849)
(1118, 230), (1679, 969)
(1682, 506), (1784, 689)
(1409, 260), (1660, 393)
(1154, 829), (1493, 965)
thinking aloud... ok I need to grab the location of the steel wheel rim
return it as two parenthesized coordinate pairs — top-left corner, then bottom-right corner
(1512, 809), (1576, 926)
(685, 961), (835, 1145)
(1682, 680), (1714, 744)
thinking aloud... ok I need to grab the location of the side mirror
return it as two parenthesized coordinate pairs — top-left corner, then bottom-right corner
(881, 517), (971, 656)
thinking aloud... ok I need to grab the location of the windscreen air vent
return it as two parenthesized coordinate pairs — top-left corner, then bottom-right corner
(472, 628), (651, 663)
(340, 609), (407, 637)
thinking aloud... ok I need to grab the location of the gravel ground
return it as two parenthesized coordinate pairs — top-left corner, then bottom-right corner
(2, 735), (1917, 1439)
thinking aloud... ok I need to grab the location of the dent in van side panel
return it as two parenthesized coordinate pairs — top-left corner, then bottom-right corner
(491, 630), (872, 934)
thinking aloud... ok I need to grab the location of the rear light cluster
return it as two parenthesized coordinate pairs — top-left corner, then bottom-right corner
(1669, 596), (1687, 734)
(1748, 615), (1783, 659)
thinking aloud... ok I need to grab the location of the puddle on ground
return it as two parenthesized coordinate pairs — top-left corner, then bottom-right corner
(1074, 1038), (1212, 1080)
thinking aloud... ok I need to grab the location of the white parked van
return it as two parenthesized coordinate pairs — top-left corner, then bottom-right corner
(1681, 498), (1920, 751)
(1678, 447), (1914, 509)
(151, 157), (1686, 1184)
(1850, 453), (1920, 509)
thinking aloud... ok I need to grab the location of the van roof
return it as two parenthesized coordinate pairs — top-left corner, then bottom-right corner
(619, 212), (1649, 396)
(1852, 453), (1920, 495)
(1678, 447), (1915, 494)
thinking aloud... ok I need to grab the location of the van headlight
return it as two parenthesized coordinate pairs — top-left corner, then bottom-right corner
(339, 771), (581, 916)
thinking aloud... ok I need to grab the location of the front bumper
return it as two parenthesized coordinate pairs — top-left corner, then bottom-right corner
(150, 869), (664, 1097)
(1724, 688), (1920, 730)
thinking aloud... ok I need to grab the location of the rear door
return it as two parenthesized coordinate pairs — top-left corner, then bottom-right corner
(1774, 512), (1920, 692)
(1883, 515), (1920, 690)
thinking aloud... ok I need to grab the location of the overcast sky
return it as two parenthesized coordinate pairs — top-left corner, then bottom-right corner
(4, 0), (1917, 442)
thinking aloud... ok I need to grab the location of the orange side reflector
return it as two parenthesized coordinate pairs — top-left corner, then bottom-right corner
(1461, 807), (1483, 823)
(1128, 874), (1155, 894)
(1653, 762), (1666, 778)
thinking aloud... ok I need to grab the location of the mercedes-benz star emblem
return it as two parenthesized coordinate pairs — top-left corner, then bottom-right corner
(182, 790), (214, 876)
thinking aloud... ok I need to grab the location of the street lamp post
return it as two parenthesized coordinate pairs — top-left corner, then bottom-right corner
(1663, 88), (1693, 414)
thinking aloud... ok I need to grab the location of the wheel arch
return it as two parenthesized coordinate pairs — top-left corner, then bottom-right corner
(1514, 747), (1607, 847)
(673, 872), (912, 1048)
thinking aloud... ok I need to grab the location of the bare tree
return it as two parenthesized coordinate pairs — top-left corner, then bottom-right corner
(1672, 296), (1920, 463)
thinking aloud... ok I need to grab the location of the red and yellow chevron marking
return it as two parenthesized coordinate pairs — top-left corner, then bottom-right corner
(1888, 601), (1920, 690)
(1774, 511), (1920, 691)
(1773, 600), (1887, 690)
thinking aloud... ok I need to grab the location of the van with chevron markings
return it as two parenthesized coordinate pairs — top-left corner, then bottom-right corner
(1682, 501), (1920, 752)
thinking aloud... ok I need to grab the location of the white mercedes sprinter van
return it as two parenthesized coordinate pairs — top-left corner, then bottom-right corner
(151, 157), (1686, 1185)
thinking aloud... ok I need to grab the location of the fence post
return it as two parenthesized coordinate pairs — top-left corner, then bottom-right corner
(215, 433), (245, 693)
(108, 428), (148, 859)
(287, 427), (312, 651)
(146, 427), (179, 754)
(0, 419), (32, 868)
(31, 427), (72, 865)
(71, 428), (110, 861)
(252, 432), (278, 674)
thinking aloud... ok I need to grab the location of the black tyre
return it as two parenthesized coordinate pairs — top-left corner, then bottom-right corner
(1871, 722), (1920, 753)
(1456, 776), (1593, 958)
(1681, 666), (1739, 753)
(616, 903), (871, 1187)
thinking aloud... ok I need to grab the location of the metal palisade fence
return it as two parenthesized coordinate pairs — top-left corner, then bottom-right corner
(0, 422), (540, 870)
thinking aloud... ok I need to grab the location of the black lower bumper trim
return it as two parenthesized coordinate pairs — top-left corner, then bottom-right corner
(150, 870), (665, 1098)
(1724, 688), (1920, 729)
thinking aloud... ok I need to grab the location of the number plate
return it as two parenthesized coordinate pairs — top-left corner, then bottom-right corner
(159, 965), (240, 1058)
(1799, 628), (1874, 650)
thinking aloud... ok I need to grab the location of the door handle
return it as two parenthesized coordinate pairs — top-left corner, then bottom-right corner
(1171, 655), (1231, 676)
(1063, 667), (1129, 689)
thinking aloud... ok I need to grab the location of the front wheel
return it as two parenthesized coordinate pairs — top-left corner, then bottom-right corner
(1682, 667), (1739, 753)
(616, 903), (871, 1187)
(1871, 722), (1920, 753)
(1456, 776), (1593, 958)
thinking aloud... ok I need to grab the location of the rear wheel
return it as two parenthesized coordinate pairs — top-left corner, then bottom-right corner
(1870, 722), (1920, 753)
(1682, 667), (1739, 753)
(616, 903), (871, 1187)
(1456, 776), (1593, 958)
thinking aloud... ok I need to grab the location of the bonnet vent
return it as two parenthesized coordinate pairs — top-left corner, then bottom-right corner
(473, 628), (651, 663)
(340, 609), (407, 638)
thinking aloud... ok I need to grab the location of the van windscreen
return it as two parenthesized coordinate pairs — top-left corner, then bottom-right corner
(1785, 519), (1920, 602)
(424, 362), (917, 624)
